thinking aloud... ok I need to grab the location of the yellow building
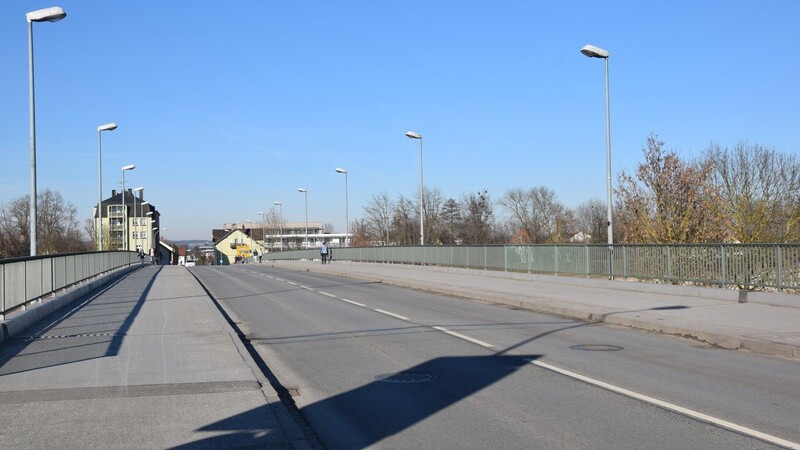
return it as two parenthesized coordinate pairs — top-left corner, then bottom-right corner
(212, 229), (262, 265)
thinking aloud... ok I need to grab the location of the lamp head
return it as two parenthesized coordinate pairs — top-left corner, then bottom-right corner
(335, 168), (347, 173)
(298, 188), (307, 193)
(405, 131), (422, 139)
(580, 44), (609, 59)
(27, 7), (66, 23)
(133, 186), (144, 193)
(274, 201), (282, 206)
(98, 122), (118, 132)
(122, 164), (135, 171)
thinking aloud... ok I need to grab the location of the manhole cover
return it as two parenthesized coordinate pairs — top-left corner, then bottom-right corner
(570, 344), (624, 352)
(375, 372), (437, 383)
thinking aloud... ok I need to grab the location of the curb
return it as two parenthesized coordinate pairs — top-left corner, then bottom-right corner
(271, 261), (800, 359)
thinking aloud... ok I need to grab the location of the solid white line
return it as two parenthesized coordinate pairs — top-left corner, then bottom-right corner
(286, 281), (298, 286)
(433, 326), (494, 348)
(318, 291), (336, 298)
(340, 298), (366, 307)
(529, 360), (800, 449)
(373, 309), (410, 321)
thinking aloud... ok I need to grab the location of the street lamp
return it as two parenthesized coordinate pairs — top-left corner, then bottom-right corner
(297, 188), (308, 248)
(405, 131), (424, 245)
(141, 202), (150, 251)
(335, 168), (349, 246)
(27, 6), (67, 256)
(133, 187), (143, 251)
(581, 44), (613, 247)
(258, 211), (266, 254)
(121, 164), (135, 250)
(96, 122), (117, 250)
(274, 201), (283, 251)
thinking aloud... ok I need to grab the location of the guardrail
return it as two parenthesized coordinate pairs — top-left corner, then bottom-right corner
(1, 251), (142, 320)
(263, 244), (800, 293)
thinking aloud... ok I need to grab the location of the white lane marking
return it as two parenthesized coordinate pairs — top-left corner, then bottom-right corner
(374, 309), (410, 321)
(286, 281), (298, 286)
(318, 291), (336, 298)
(300, 285), (313, 290)
(340, 298), (366, 307)
(529, 359), (800, 449)
(432, 326), (495, 348)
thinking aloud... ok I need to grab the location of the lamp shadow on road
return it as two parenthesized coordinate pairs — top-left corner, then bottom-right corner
(0, 266), (159, 377)
(176, 353), (540, 450)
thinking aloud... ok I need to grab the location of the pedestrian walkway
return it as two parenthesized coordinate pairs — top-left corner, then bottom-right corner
(269, 260), (800, 359)
(0, 266), (311, 449)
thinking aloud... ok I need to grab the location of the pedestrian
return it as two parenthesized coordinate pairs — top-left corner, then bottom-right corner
(149, 248), (155, 265)
(320, 241), (329, 264)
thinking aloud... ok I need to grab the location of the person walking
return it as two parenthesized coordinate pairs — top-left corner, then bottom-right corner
(320, 242), (329, 264)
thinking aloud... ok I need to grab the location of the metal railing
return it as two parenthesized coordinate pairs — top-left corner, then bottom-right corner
(263, 244), (800, 293)
(1, 251), (142, 320)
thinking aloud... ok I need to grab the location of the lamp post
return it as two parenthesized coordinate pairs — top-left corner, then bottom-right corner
(580, 44), (613, 247)
(405, 131), (424, 245)
(141, 202), (150, 252)
(297, 188), (308, 248)
(27, 6), (67, 256)
(335, 168), (349, 247)
(121, 164), (135, 250)
(257, 211), (266, 254)
(133, 187), (143, 251)
(274, 201), (283, 251)
(97, 122), (117, 251)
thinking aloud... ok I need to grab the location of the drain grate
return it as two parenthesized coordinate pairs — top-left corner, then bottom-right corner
(375, 372), (437, 383)
(570, 344), (624, 352)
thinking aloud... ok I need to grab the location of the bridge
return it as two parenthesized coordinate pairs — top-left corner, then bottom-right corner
(1, 257), (799, 448)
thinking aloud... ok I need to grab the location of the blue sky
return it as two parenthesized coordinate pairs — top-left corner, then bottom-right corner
(1, 1), (798, 241)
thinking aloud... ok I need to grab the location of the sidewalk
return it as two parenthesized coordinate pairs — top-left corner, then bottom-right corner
(269, 260), (800, 359)
(0, 265), (312, 449)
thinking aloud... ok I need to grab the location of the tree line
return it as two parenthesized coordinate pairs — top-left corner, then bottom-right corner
(350, 135), (800, 246)
(0, 189), (89, 258)
(2, 135), (797, 258)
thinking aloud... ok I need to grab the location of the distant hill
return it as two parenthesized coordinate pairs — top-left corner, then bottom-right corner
(173, 240), (212, 248)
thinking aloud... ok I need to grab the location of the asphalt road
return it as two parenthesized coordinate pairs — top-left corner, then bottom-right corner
(192, 265), (800, 449)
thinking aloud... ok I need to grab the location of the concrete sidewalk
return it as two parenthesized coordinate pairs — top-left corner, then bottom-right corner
(269, 260), (800, 359)
(0, 265), (312, 449)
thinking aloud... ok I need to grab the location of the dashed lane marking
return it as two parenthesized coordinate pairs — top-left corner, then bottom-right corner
(432, 326), (494, 348)
(340, 298), (366, 307)
(373, 309), (410, 321)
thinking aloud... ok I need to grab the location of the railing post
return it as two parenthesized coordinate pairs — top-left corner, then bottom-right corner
(720, 245), (727, 289)
(667, 245), (673, 283)
(585, 245), (590, 278)
(776, 245), (783, 292)
(554, 245), (559, 275)
(528, 245), (532, 274)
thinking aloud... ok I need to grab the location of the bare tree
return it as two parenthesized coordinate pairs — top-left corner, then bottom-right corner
(440, 198), (462, 244)
(460, 190), (494, 244)
(0, 189), (86, 257)
(500, 186), (570, 243)
(393, 195), (416, 245)
(363, 191), (394, 245)
(574, 198), (607, 243)
(706, 141), (800, 243)
(616, 134), (725, 243)
(499, 188), (535, 243)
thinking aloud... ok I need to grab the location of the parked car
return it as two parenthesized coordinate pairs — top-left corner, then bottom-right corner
(185, 258), (195, 267)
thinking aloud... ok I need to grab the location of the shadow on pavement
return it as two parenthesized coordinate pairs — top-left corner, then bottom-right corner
(0, 267), (160, 376)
